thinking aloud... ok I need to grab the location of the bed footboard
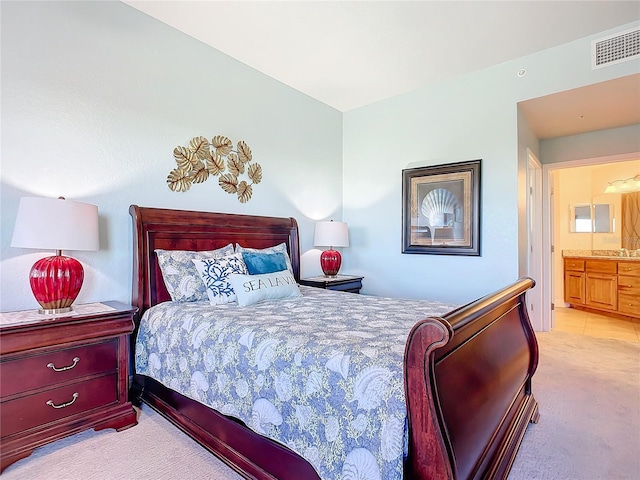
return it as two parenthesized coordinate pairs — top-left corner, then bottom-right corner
(404, 277), (538, 480)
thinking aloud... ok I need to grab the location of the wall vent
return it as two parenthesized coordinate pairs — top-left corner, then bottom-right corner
(591, 27), (640, 69)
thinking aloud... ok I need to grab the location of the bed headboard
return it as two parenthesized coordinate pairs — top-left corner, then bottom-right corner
(129, 205), (300, 318)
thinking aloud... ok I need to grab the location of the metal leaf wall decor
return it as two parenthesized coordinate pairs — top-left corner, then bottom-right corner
(166, 135), (262, 203)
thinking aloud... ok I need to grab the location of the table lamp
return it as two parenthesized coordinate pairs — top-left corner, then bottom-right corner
(314, 220), (349, 277)
(11, 196), (99, 314)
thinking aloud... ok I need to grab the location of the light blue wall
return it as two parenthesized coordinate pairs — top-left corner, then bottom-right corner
(0, 1), (342, 311)
(342, 22), (640, 304)
(516, 108), (541, 278)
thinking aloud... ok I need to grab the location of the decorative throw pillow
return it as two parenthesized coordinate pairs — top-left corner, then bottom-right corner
(235, 243), (294, 275)
(156, 245), (234, 302)
(228, 270), (302, 307)
(192, 253), (249, 305)
(241, 251), (288, 275)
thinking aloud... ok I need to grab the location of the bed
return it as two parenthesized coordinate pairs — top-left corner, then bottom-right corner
(129, 204), (539, 480)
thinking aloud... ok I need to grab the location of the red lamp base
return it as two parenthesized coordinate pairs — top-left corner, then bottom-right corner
(320, 249), (342, 277)
(29, 255), (84, 314)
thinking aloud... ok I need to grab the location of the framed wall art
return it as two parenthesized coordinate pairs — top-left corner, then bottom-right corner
(402, 159), (481, 255)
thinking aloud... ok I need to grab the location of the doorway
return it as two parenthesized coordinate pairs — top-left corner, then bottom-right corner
(540, 153), (640, 334)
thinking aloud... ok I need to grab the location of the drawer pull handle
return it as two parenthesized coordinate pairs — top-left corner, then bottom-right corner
(47, 357), (80, 372)
(46, 392), (79, 409)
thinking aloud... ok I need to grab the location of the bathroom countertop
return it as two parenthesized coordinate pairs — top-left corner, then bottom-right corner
(563, 249), (640, 261)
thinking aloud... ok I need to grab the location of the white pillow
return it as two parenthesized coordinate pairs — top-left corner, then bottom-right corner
(228, 270), (302, 307)
(156, 245), (235, 302)
(192, 253), (249, 305)
(235, 243), (294, 275)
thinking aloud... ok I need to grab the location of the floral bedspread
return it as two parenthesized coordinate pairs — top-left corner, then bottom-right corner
(135, 286), (457, 480)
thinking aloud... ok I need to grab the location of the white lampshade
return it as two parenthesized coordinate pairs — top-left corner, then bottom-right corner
(11, 197), (99, 251)
(314, 221), (349, 248)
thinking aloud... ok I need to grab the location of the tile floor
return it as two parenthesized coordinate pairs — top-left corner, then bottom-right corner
(554, 306), (640, 342)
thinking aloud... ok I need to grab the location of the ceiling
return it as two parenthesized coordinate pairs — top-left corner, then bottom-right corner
(123, 1), (640, 138)
(519, 73), (640, 139)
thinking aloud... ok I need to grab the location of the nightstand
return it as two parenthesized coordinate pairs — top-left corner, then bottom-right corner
(299, 275), (364, 294)
(0, 301), (138, 472)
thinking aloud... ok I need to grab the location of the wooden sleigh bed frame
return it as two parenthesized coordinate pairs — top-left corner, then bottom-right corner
(129, 205), (539, 480)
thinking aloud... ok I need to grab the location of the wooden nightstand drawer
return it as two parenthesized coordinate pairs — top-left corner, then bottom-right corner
(1, 340), (118, 398)
(1, 374), (118, 438)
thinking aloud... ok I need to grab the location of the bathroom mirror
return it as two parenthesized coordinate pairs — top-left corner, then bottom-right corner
(570, 204), (592, 233)
(593, 203), (614, 233)
(569, 203), (614, 233)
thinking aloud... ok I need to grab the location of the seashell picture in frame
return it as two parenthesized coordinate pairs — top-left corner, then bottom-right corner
(402, 159), (481, 256)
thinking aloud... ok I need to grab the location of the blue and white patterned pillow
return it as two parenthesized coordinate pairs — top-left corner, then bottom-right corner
(192, 253), (249, 305)
(156, 245), (235, 302)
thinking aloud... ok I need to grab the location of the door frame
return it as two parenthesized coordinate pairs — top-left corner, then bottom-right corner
(526, 149), (543, 327)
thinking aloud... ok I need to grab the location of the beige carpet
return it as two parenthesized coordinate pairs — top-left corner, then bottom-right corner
(3, 330), (638, 479)
(1, 406), (244, 480)
(509, 331), (640, 480)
